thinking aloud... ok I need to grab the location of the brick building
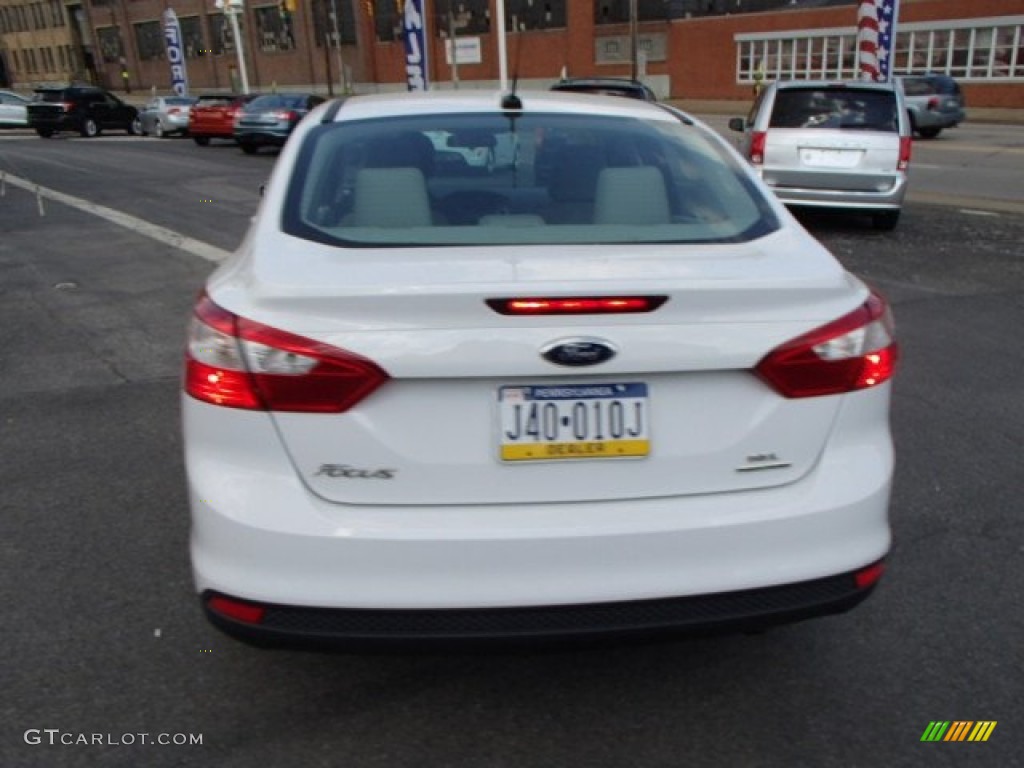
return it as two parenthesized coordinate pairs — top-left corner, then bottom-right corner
(1, 0), (1021, 108)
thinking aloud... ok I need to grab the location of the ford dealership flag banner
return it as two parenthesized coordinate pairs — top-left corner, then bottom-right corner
(403, 0), (429, 91)
(163, 9), (188, 96)
(857, 0), (899, 82)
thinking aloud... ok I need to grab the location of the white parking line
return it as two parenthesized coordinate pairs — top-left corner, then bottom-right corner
(1, 171), (230, 264)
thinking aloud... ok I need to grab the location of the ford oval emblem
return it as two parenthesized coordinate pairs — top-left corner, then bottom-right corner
(541, 338), (618, 367)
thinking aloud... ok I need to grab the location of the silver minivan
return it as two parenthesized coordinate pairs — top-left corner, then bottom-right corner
(730, 80), (911, 230)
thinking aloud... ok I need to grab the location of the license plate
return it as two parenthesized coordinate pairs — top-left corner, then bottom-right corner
(498, 383), (650, 462)
(800, 148), (862, 168)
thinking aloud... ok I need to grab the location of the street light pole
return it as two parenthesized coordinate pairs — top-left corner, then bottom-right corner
(329, 0), (346, 93)
(217, 0), (251, 93)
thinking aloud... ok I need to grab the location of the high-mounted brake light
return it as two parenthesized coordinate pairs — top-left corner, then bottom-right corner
(749, 130), (767, 165)
(184, 293), (389, 412)
(487, 297), (667, 315)
(754, 290), (898, 398)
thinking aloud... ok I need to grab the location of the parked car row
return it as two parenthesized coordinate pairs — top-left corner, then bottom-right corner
(18, 84), (321, 153)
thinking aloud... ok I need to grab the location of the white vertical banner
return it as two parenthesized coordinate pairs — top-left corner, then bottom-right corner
(163, 9), (189, 96)
(403, 0), (429, 91)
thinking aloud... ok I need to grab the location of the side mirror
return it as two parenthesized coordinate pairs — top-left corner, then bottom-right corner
(728, 117), (747, 133)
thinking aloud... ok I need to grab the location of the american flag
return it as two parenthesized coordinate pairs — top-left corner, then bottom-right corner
(857, 0), (900, 82)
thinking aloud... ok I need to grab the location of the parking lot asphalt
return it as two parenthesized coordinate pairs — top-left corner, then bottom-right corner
(1, 134), (1023, 767)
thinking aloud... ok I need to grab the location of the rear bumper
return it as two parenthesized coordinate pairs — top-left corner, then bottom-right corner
(234, 127), (291, 145)
(911, 108), (964, 130)
(202, 565), (883, 650)
(186, 383), (894, 647)
(762, 172), (908, 210)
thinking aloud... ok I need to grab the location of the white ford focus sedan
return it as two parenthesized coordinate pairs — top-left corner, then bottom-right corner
(183, 90), (898, 649)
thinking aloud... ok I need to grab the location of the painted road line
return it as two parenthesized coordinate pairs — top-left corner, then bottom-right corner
(1, 171), (230, 264)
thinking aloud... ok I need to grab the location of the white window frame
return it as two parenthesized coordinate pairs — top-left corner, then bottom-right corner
(735, 15), (1024, 83)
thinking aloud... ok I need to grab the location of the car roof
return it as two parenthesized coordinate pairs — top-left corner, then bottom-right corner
(326, 89), (675, 123)
(773, 79), (898, 92)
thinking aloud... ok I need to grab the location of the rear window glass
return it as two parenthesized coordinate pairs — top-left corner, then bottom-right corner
(247, 94), (306, 110)
(282, 112), (779, 247)
(769, 88), (898, 132)
(33, 90), (71, 102)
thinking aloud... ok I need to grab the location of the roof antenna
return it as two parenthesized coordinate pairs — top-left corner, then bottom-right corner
(500, 9), (523, 112)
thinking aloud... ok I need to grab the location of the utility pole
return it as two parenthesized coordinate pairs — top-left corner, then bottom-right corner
(215, 0), (250, 93)
(629, 0), (639, 81)
(448, 0), (458, 89)
(329, 0), (346, 93)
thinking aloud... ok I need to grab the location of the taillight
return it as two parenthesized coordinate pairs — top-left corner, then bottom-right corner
(168, 107), (181, 115)
(184, 293), (389, 412)
(898, 136), (912, 171)
(754, 290), (898, 398)
(487, 296), (667, 315)
(926, 96), (940, 111)
(273, 110), (298, 121)
(207, 594), (266, 624)
(854, 561), (886, 589)
(61, 101), (74, 112)
(749, 130), (767, 165)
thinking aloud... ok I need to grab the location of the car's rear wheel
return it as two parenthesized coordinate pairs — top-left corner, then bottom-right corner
(154, 121), (165, 138)
(36, 128), (54, 138)
(193, 135), (210, 146)
(872, 210), (900, 231)
(80, 118), (99, 138)
(239, 141), (258, 155)
(128, 117), (142, 136)
(916, 127), (942, 139)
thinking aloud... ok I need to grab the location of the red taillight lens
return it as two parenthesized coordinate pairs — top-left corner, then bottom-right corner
(898, 136), (912, 171)
(754, 290), (899, 398)
(926, 96), (940, 111)
(273, 110), (298, 121)
(168, 107), (181, 115)
(854, 561), (886, 589)
(184, 293), (389, 412)
(61, 101), (74, 112)
(207, 595), (266, 624)
(487, 296), (667, 315)
(749, 130), (767, 165)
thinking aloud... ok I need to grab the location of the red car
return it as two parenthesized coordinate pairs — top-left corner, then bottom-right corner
(190, 93), (258, 145)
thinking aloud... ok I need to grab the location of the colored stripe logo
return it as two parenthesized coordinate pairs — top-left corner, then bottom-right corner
(921, 721), (997, 742)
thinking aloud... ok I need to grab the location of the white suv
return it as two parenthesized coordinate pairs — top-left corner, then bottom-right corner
(730, 80), (912, 230)
(184, 90), (898, 649)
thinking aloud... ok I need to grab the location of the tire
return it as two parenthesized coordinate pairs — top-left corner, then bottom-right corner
(36, 128), (54, 138)
(239, 142), (258, 155)
(154, 121), (165, 138)
(128, 117), (142, 136)
(193, 135), (210, 146)
(916, 126), (941, 139)
(872, 210), (900, 231)
(80, 117), (99, 138)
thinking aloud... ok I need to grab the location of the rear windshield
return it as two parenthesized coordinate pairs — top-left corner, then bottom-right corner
(33, 90), (71, 102)
(247, 94), (307, 110)
(769, 88), (898, 132)
(282, 112), (779, 247)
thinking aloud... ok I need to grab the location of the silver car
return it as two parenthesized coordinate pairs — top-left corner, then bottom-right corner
(730, 80), (911, 230)
(139, 96), (197, 138)
(898, 74), (966, 139)
(0, 90), (29, 128)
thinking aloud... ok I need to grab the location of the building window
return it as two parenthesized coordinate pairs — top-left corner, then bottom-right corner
(208, 13), (245, 55)
(97, 26), (122, 63)
(371, 0), (401, 43)
(312, 0), (356, 47)
(736, 16), (1024, 83)
(595, 0), (681, 25)
(437, 0), (490, 36)
(505, 0), (564, 31)
(134, 20), (165, 61)
(179, 15), (206, 58)
(255, 4), (296, 52)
